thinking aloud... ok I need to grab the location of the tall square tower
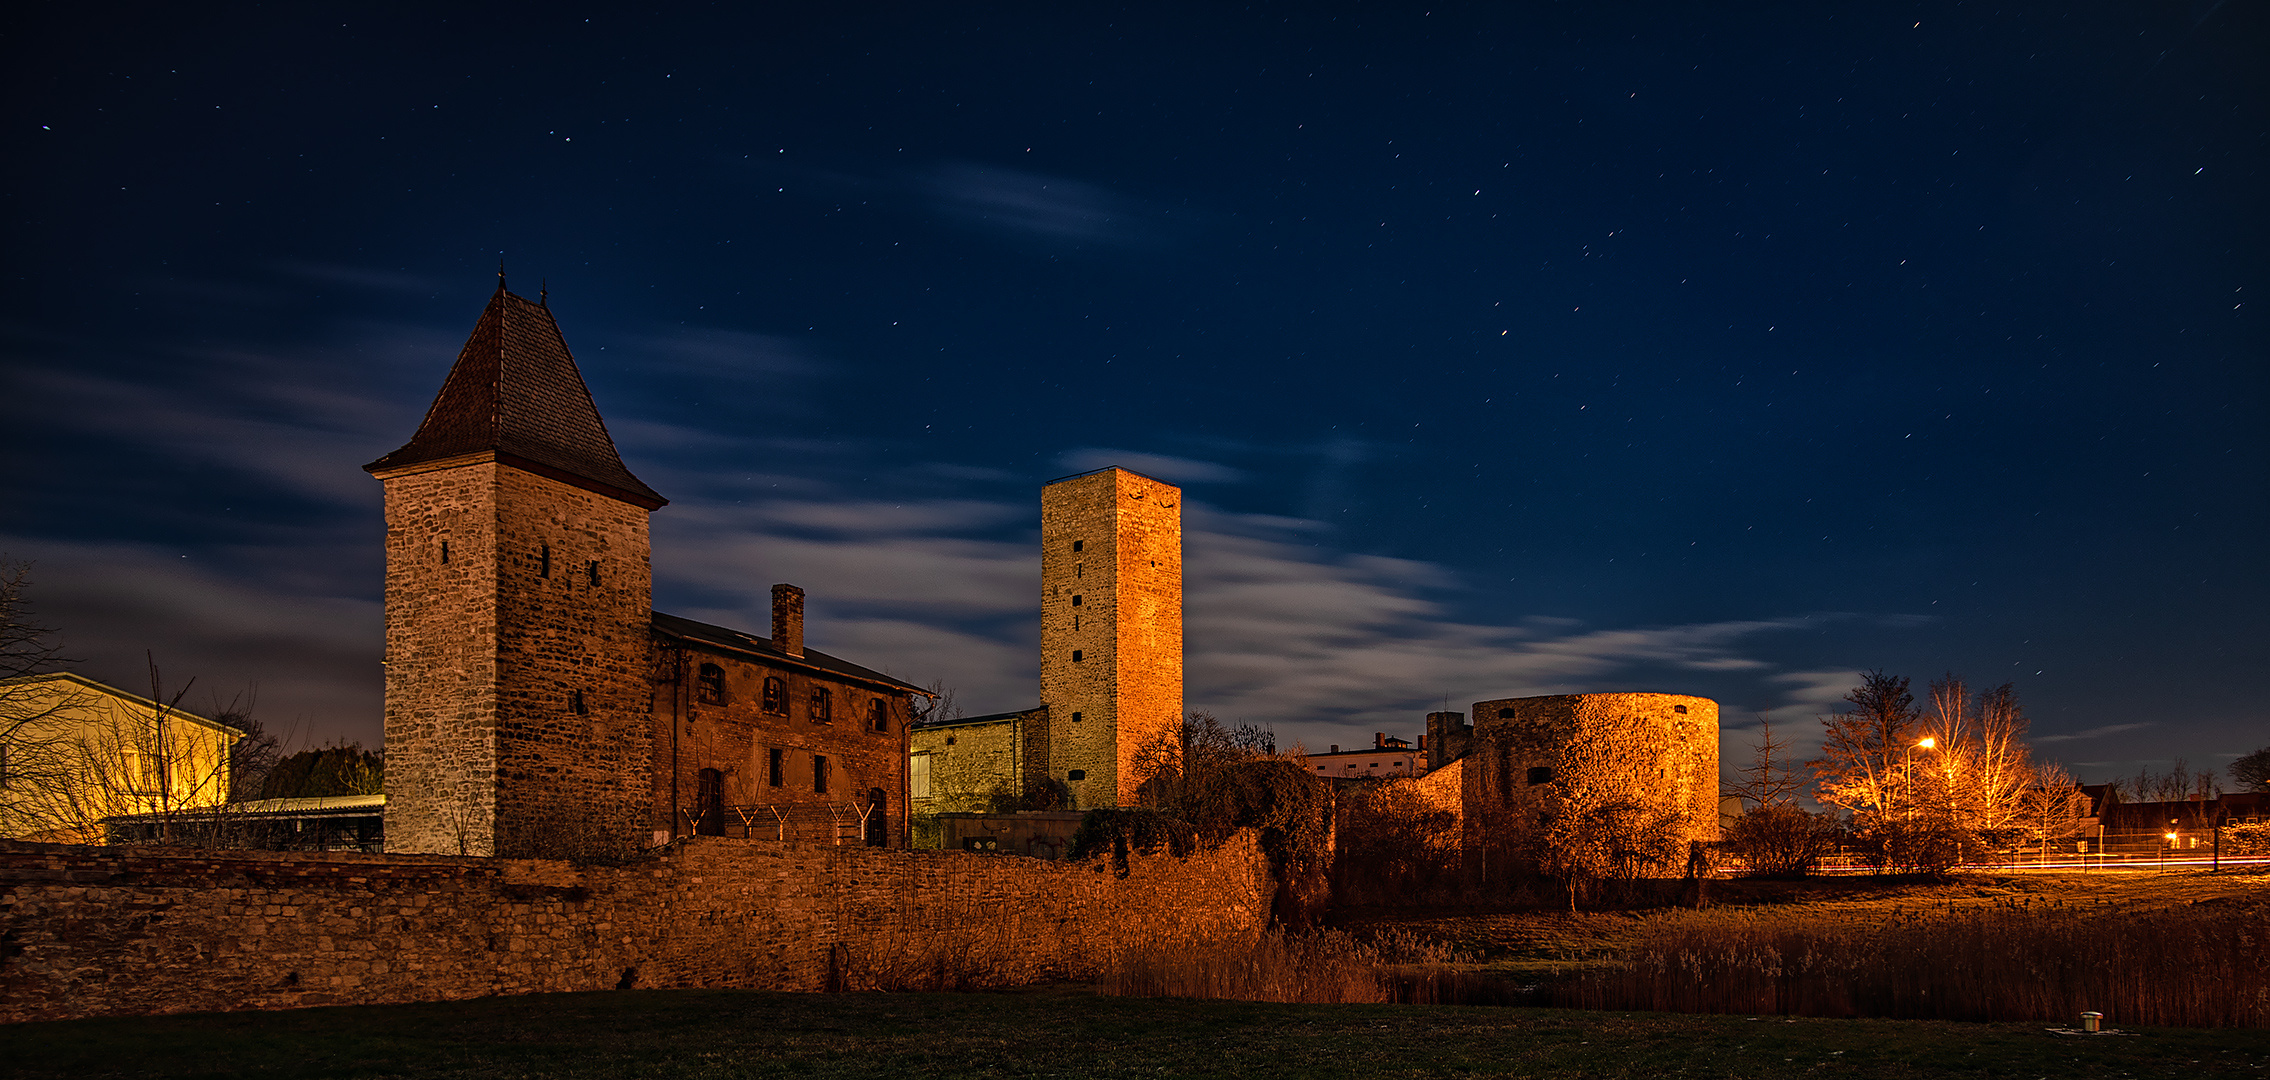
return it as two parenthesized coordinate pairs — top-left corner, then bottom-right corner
(366, 282), (665, 858)
(1038, 468), (1183, 808)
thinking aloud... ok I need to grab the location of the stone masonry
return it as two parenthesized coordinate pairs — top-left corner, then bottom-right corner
(1464, 692), (1721, 845)
(0, 833), (1271, 1023)
(374, 459), (658, 859)
(1038, 469), (1183, 808)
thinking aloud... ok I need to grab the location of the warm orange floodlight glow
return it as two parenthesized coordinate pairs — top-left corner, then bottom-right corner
(1917, 736), (1937, 750)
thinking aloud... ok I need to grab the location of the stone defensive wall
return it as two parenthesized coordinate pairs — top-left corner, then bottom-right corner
(0, 833), (1272, 1024)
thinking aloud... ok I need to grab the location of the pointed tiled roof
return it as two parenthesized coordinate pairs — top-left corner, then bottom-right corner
(365, 286), (665, 508)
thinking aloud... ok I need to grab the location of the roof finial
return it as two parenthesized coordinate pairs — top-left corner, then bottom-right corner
(497, 258), (507, 293)
(539, 278), (548, 307)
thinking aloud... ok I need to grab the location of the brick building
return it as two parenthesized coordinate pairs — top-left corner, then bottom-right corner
(367, 280), (920, 858)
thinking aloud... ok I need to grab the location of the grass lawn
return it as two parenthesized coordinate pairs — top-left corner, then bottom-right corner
(6, 987), (2268, 1080)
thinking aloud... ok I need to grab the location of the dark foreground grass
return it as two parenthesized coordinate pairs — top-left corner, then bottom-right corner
(6, 988), (2267, 1080)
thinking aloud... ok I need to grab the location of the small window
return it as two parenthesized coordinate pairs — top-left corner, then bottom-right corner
(696, 664), (725, 705)
(1067, 769), (1086, 782)
(1527, 767), (1556, 785)
(1368, 762), (1378, 768)
(587, 560), (601, 587)
(1072, 539), (1083, 552)
(1316, 765), (1325, 771)
(1071, 711), (1082, 723)
(1072, 650), (1083, 662)
(813, 754), (830, 794)
(571, 690), (588, 715)
(945, 735), (955, 746)
(0, 745), (10, 789)
(910, 753), (931, 798)
(810, 686), (832, 723)
(539, 544), (552, 578)
(1071, 595), (1082, 606)
(869, 698), (888, 732)
(1497, 707), (1517, 719)
(762, 676), (785, 715)
(1673, 704), (1688, 714)
(440, 540), (450, 564)
(768, 748), (784, 787)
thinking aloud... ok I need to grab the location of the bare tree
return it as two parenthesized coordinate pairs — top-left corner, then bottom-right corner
(1810, 671), (1919, 819)
(2233, 746), (2270, 795)
(1729, 712), (1802, 808)
(1, 561), (103, 838)
(2015, 760), (2086, 862)
(1922, 677), (2036, 842)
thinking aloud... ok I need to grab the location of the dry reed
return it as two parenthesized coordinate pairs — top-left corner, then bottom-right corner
(1554, 894), (2270, 1027)
(1099, 926), (1506, 1005)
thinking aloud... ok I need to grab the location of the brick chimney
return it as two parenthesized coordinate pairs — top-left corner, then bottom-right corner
(1375, 732), (1386, 749)
(772, 583), (805, 658)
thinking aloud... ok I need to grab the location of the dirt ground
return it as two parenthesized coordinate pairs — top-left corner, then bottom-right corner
(1331, 866), (2270, 976)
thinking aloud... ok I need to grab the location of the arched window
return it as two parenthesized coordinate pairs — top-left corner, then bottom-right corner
(762, 676), (785, 715)
(810, 686), (832, 723)
(868, 698), (888, 732)
(695, 663), (725, 704)
(695, 769), (725, 836)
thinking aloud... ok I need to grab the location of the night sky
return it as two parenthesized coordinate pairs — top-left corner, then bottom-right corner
(5, 4), (2262, 784)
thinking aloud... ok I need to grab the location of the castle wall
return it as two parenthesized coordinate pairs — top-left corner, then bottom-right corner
(1039, 470), (1182, 808)
(0, 833), (1272, 1023)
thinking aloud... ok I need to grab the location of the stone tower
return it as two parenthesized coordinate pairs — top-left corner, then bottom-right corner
(1038, 468), (1183, 808)
(366, 281), (666, 858)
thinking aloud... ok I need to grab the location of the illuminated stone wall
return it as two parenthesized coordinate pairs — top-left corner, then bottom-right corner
(0, 833), (1272, 1023)
(1464, 692), (1721, 844)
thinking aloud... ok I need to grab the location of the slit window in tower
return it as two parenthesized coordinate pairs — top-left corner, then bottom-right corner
(768, 748), (783, 787)
(539, 544), (552, 578)
(587, 560), (600, 587)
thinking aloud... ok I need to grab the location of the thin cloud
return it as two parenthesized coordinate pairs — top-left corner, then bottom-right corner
(926, 163), (1167, 246)
(2037, 722), (2155, 743)
(1054, 449), (1245, 485)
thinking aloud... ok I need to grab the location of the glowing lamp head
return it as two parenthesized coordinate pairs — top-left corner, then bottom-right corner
(1917, 736), (1937, 750)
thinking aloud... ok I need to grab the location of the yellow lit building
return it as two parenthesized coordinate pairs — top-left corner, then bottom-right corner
(0, 673), (244, 843)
